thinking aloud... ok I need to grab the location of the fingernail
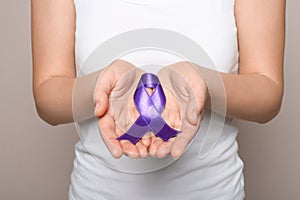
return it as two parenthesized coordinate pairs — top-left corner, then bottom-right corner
(173, 156), (179, 160)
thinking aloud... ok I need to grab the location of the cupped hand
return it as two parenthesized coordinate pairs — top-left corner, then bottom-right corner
(150, 61), (208, 159)
(94, 59), (151, 159)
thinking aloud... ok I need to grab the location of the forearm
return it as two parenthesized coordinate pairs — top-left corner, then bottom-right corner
(199, 66), (283, 123)
(34, 76), (74, 125)
(34, 70), (103, 126)
(221, 72), (283, 123)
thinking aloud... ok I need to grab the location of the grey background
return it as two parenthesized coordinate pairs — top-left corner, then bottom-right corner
(0, 1), (299, 199)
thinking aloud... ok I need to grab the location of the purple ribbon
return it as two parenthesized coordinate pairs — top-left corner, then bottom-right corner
(117, 73), (181, 145)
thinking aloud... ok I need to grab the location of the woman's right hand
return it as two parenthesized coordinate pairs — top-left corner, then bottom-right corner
(94, 59), (151, 159)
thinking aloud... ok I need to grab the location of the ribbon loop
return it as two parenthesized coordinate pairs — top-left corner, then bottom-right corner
(117, 73), (181, 144)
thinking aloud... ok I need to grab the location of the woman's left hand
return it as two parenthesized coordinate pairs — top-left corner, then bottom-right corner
(150, 62), (208, 159)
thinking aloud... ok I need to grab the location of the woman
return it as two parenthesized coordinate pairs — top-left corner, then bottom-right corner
(31, 0), (285, 199)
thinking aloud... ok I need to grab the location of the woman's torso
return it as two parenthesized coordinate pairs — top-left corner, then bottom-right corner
(70, 0), (244, 199)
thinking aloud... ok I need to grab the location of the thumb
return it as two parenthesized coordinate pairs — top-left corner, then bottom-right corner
(186, 89), (200, 125)
(186, 81), (207, 125)
(94, 93), (109, 117)
(94, 68), (116, 117)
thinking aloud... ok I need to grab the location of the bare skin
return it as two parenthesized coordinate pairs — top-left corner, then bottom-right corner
(32, 0), (285, 159)
(93, 60), (150, 159)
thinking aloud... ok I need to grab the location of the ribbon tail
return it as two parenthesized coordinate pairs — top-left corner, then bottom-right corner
(116, 116), (150, 145)
(155, 123), (181, 142)
(116, 133), (141, 145)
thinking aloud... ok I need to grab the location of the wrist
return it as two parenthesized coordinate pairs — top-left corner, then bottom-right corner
(73, 68), (105, 122)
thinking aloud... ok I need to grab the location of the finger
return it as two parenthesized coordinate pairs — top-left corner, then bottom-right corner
(117, 124), (149, 159)
(141, 132), (152, 148)
(136, 140), (148, 158)
(119, 140), (140, 159)
(115, 125), (141, 159)
(149, 136), (164, 157)
(156, 137), (175, 158)
(98, 114), (123, 158)
(171, 126), (197, 159)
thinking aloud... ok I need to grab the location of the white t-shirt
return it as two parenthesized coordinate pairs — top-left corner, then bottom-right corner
(69, 0), (245, 199)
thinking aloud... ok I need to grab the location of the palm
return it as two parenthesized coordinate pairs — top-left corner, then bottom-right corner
(149, 86), (182, 158)
(151, 62), (207, 159)
(94, 60), (150, 159)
